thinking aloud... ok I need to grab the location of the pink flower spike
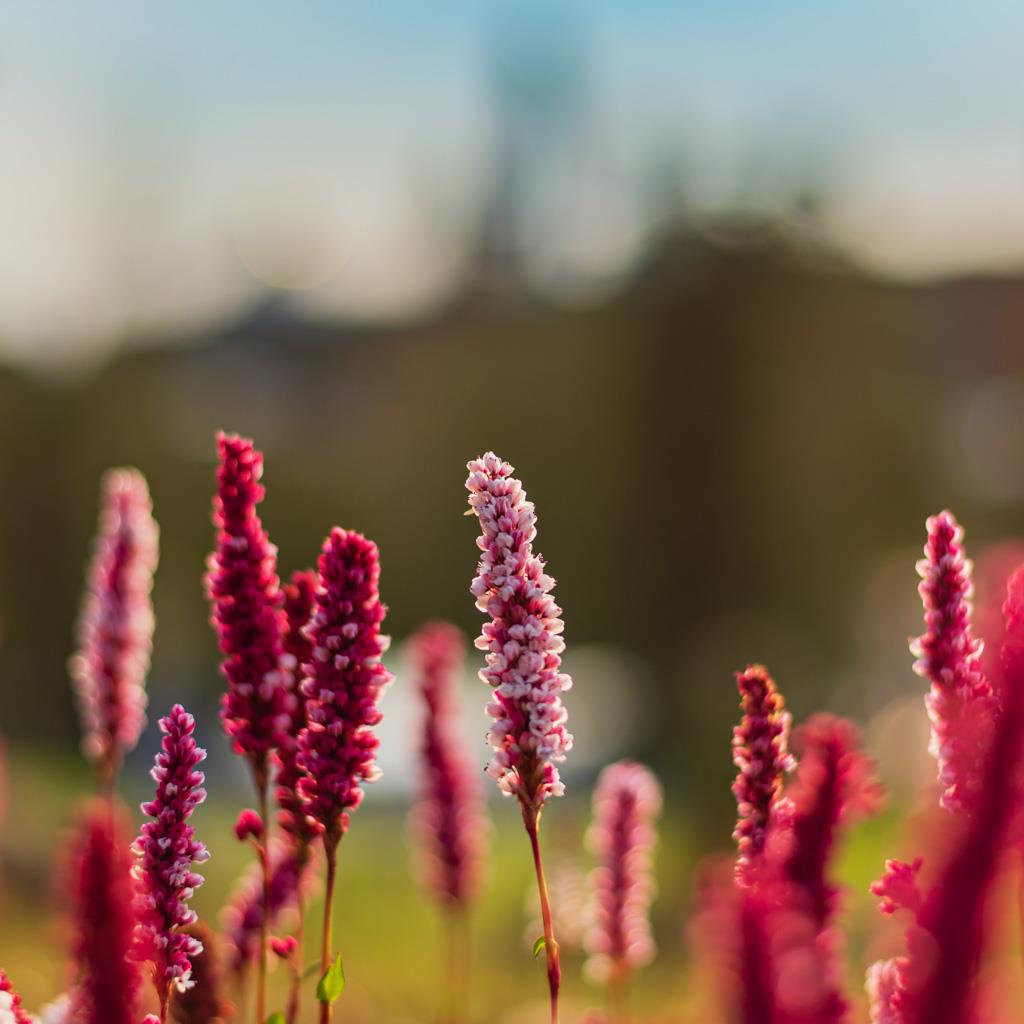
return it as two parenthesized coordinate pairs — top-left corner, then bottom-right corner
(731, 664), (795, 885)
(234, 809), (264, 843)
(205, 433), (289, 777)
(465, 452), (573, 812)
(133, 705), (209, 1012)
(911, 510), (997, 813)
(0, 970), (33, 1024)
(297, 528), (392, 848)
(71, 468), (158, 790)
(275, 569), (319, 847)
(408, 620), (488, 910)
(584, 760), (662, 986)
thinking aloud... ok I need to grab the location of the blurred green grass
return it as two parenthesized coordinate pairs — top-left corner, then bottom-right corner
(0, 744), (906, 1022)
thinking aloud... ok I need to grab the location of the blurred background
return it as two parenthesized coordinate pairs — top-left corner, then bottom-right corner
(3, 0), (1024, 1018)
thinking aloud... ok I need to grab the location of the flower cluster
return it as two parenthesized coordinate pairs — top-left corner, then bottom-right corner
(465, 452), (573, 810)
(206, 433), (289, 772)
(0, 971), (32, 1024)
(732, 664), (795, 884)
(297, 528), (392, 846)
(911, 510), (997, 812)
(408, 620), (487, 909)
(276, 569), (319, 847)
(584, 760), (662, 983)
(133, 705), (209, 998)
(74, 805), (141, 1024)
(70, 468), (158, 780)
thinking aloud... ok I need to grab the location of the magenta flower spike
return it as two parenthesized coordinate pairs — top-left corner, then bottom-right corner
(866, 958), (909, 1024)
(0, 971), (33, 1024)
(206, 432), (289, 779)
(732, 664), (796, 885)
(73, 804), (142, 1024)
(584, 760), (662, 1019)
(465, 452), (573, 1024)
(408, 620), (487, 911)
(276, 569), (319, 851)
(911, 510), (998, 813)
(133, 705), (209, 1024)
(70, 468), (158, 795)
(882, 565), (1024, 1024)
(296, 527), (391, 1024)
(205, 432), (289, 1022)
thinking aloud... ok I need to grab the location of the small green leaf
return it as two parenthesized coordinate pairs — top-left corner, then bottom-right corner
(265, 1014), (286, 1024)
(532, 936), (546, 958)
(301, 961), (322, 980)
(317, 953), (346, 1004)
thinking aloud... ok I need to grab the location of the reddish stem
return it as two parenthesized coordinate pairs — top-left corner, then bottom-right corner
(286, 860), (307, 1024)
(319, 834), (340, 1024)
(255, 761), (271, 1024)
(525, 812), (561, 1024)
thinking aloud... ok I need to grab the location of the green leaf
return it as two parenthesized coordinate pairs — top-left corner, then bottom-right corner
(317, 953), (346, 1004)
(532, 936), (546, 958)
(265, 1015), (286, 1024)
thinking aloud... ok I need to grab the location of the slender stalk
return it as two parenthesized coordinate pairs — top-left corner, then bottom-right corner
(286, 863), (307, 1024)
(609, 963), (630, 1024)
(525, 815), (560, 1024)
(256, 763), (271, 1024)
(441, 907), (469, 1024)
(319, 835), (340, 1024)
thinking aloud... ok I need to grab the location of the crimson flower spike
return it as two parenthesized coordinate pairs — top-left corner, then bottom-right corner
(133, 705), (209, 1024)
(73, 804), (142, 1024)
(872, 565), (1024, 1024)
(584, 761), (662, 1023)
(408, 621), (488, 1021)
(466, 452), (573, 1024)
(732, 665), (796, 885)
(911, 510), (998, 813)
(205, 432), (289, 1023)
(297, 528), (392, 1024)
(0, 970), (33, 1024)
(70, 468), (158, 797)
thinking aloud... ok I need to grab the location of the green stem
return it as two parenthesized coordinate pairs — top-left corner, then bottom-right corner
(319, 835), (340, 1024)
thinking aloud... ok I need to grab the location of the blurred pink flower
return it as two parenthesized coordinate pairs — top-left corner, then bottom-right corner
(732, 664), (795, 885)
(866, 957), (908, 1024)
(0, 970), (33, 1024)
(297, 529), (392, 847)
(206, 433), (289, 779)
(584, 760), (662, 984)
(74, 804), (141, 1024)
(70, 468), (158, 788)
(133, 705), (209, 1011)
(465, 451), (573, 811)
(911, 510), (997, 813)
(408, 620), (487, 910)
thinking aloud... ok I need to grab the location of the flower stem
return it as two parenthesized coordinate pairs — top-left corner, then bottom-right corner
(525, 814), (560, 1024)
(319, 834), (340, 1024)
(609, 963), (630, 1024)
(256, 765), (271, 1024)
(286, 860), (306, 1024)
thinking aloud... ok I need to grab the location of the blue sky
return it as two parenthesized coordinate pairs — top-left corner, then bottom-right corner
(2, 1), (1024, 365)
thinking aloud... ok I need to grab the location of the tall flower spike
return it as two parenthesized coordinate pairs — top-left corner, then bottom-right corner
(74, 804), (142, 1024)
(0, 971), (33, 1024)
(409, 620), (487, 910)
(70, 468), (158, 792)
(466, 452), (572, 1024)
(206, 432), (289, 775)
(276, 569), (318, 848)
(297, 528), (391, 1024)
(133, 705), (209, 1023)
(584, 760), (662, 1003)
(466, 452), (573, 811)
(732, 664), (795, 885)
(911, 510), (997, 812)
